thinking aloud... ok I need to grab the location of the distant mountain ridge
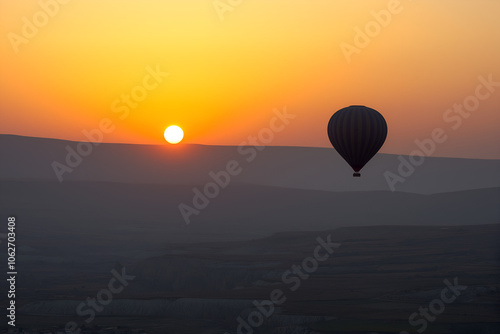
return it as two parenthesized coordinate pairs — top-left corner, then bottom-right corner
(1, 134), (499, 194)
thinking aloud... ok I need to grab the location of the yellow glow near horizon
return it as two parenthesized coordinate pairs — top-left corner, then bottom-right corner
(0, 0), (499, 158)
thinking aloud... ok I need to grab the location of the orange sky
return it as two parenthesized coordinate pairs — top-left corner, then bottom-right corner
(1, 0), (499, 158)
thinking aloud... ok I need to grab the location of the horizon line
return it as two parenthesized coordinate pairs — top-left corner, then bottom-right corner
(1, 133), (499, 161)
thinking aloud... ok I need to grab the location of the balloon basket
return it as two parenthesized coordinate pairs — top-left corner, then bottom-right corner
(353, 172), (361, 177)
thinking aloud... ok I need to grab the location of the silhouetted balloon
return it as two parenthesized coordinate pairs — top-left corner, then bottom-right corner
(327, 105), (387, 177)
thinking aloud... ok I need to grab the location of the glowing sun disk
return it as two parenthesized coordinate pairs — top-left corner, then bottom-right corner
(164, 125), (184, 144)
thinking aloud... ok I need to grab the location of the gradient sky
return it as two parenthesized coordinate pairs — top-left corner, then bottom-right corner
(1, 0), (499, 158)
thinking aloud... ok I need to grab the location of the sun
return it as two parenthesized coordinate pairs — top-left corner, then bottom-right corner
(164, 125), (184, 144)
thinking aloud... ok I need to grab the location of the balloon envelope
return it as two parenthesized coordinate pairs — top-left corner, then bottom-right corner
(327, 105), (387, 177)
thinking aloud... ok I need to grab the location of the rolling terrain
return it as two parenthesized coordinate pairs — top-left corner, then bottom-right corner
(2, 134), (500, 194)
(6, 224), (500, 333)
(1, 135), (499, 333)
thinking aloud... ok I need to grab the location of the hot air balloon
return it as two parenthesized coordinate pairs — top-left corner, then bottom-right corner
(327, 105), (387, 177)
